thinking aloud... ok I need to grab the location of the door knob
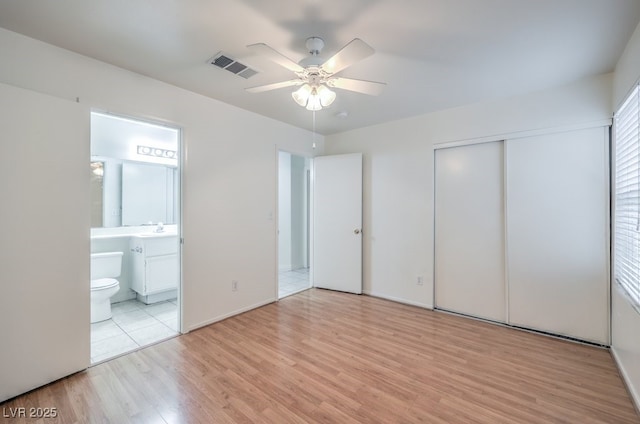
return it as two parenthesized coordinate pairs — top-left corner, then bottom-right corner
(354, 228), (361, 234)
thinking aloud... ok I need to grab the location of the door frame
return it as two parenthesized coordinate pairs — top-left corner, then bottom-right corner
(275, 148), (314, 300)
(90, 110), (183, 335)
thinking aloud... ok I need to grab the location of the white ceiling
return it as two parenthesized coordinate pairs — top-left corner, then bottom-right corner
(1, 0), (639, 135)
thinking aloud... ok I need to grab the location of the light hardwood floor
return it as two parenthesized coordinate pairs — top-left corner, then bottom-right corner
(2, 288), (638, 423)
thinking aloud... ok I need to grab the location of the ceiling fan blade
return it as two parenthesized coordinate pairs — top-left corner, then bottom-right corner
(247, 43), (305, 73)
(245, 79), (304, 93)
(328, 77), (386, 96)
(321, 38), (375, 75)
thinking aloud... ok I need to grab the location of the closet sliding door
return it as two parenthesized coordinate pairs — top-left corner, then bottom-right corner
(506, 127), (609, 344)
(0, 83), (90, 402)
(435, 141), (506, 322)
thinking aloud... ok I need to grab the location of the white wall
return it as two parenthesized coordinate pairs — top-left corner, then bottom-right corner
(612, 20), (640, 411)
(614, 22), (640, 109)
(325, 73), (612, 308)
(278, 151), (292, 271)
(0, 26), (324, 345)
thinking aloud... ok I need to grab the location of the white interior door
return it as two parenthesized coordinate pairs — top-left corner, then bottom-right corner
(313, 153), (363, 294)
(506, 127), (609, 344)
(434, 141), (506, 322)
(0, 83), (90, 402)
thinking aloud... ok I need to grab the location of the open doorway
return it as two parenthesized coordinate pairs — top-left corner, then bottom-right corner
(89, 112), (181, 363)
(278, 151), (312, 298)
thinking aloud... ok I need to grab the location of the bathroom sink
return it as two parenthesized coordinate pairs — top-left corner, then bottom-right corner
(135, 232), (177, 238)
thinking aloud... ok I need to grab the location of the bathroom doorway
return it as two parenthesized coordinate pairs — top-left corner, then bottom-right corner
(278, 151), (312, 298)
(89, 112), (182, 364)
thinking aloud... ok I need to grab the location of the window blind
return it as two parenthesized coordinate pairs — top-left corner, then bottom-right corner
(614, 84), (640, 305)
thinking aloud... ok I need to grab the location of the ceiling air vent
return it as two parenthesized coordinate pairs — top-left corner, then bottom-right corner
(209, 53), (258, 79)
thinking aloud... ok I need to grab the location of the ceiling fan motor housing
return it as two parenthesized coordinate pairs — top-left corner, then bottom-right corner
(304, 70), (324, 86)
(306, 37), (325, 55)
(299, 37), (326, 68)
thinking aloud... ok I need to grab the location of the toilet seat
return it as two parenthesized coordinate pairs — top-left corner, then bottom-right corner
(91, 278), (119, 290)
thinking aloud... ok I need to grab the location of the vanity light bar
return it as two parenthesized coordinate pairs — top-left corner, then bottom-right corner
(137, 145), (177, 159)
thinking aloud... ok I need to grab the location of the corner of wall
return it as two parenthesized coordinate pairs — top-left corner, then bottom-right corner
(613, 21), (640, 108)
(611, 346), (640, 415)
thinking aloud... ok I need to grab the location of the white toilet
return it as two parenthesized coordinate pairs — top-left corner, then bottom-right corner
(90, 252), (123, 323)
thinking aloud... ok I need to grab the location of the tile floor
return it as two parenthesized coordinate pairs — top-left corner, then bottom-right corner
(90, 298), (179, 363)
(279, 268), (311, 298)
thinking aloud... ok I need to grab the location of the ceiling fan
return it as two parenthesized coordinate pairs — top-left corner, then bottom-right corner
(245, 37), (386, 111)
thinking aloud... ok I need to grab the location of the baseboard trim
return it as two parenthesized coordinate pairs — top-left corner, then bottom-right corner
(365, 290), (433, 310)
(611, 346), (640, 416)
(185, 297), (277, 333)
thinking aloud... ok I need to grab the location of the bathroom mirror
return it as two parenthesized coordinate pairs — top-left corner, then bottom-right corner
(90, 157), (177, 228)
(121, 161), (176, 226)
(90, 161), (104, 228)
(91, 112), (179, 228)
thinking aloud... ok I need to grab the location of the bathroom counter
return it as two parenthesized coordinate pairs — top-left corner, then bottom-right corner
(91, 233), (134, 240)
(130, 232), (178, 239)
(91, 225), (178, 240)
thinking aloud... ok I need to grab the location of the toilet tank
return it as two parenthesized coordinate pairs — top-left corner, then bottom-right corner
(90, 252), (123, 280)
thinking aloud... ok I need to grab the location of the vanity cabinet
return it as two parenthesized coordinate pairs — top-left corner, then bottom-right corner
(130, 234), (178, 303)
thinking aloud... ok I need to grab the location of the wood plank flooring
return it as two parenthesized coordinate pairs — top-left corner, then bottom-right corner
(1, 288), (638, 423)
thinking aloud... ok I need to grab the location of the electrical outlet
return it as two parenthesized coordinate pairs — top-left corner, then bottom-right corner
(232, 280), (238, 291)
(417, 276), (424, 286)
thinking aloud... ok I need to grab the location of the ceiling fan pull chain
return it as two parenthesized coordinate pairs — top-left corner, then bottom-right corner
(312, 109), (317, 149)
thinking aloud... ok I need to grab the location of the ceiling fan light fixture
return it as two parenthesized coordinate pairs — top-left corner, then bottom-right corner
(317, 84), (336, 107)
(306, 92), (323, 111)
(292, 84), (312, 106)
(293, 84), (335, 110)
